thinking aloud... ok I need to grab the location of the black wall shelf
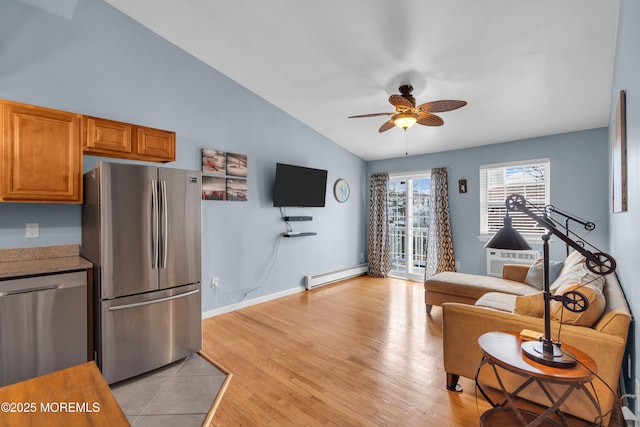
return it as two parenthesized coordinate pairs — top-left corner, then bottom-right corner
(284, 216), (312, 222)
(282, 232), (317, 237)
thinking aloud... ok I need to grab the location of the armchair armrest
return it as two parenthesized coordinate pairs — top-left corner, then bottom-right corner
(502, 263), (530, 283)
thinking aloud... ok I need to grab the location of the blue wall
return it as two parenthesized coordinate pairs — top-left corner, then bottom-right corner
(610, 0), (640, 392)
(0, 0), (367, 312)
(0, 0), (623, 329)
(367, 128), (610, 275)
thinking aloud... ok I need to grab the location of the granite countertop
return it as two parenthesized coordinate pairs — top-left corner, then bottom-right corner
(0, 244), (93, 279)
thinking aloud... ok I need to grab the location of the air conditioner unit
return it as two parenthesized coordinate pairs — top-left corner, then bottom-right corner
(486, 248), (540, 277)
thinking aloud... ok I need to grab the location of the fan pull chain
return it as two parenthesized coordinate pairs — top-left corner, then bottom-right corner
(404, 129), (408, 156)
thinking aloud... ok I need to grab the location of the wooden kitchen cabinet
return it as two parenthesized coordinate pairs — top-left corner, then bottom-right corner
(135, 125), (176, 161)
(1, 100), (82, 203)
(82, 116), (133, 155)
(83, 115), (175, 162)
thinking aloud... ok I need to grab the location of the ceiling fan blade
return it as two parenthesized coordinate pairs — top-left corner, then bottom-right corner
(417, 113), (444, 126)
(417, 100), (467, 113)
(348, 112), (392, 118)
(389, 94), (413, 108)
(378, 120), (396, 133)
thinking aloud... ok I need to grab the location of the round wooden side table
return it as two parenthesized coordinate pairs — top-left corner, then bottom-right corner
(476, 331), (602, 427)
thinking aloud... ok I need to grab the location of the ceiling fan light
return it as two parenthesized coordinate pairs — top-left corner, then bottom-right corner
(393, 113), (418, 129)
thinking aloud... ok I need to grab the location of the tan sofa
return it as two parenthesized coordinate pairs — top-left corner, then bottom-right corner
(425, 252), (631, 425)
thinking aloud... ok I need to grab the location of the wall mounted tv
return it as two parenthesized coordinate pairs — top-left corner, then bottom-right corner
(273, 163), (328, 207)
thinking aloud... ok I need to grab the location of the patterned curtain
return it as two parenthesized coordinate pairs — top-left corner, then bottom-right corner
(368, 173), (390, 277)
(425, 167), (455, 279)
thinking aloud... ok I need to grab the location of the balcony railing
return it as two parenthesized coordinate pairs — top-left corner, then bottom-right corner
(389, 224), (428, 272)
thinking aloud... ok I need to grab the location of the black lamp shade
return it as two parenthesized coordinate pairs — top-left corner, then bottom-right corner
(485, 216), (532, 250)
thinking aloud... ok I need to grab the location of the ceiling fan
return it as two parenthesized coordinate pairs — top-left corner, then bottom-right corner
(348, 85), (467, 132)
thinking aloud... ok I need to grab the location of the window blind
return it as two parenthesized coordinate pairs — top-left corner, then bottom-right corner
(480, 159), (550, 237)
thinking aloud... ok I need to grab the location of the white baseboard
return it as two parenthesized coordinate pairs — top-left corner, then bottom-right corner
(202, 286), (304, 319)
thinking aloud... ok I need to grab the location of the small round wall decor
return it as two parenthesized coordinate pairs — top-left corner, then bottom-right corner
(334, 179), (350, 203)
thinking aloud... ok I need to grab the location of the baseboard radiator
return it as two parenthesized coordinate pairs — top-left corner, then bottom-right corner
(304, 263), (368, 290)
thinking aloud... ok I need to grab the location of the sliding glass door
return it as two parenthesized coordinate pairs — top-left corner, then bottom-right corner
(388, 173), (431, 281)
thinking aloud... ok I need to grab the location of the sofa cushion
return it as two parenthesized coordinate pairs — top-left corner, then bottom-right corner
(593, 272), (631, 336)
(550, 283), (606, 327)
(524, 258), (564, 290)
(514, 291), (545, 317)
(475, 292), (517, 312)
(425, 271), (536, 301)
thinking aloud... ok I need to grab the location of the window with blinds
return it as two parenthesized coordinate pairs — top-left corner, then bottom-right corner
(480, 159), (550, 237)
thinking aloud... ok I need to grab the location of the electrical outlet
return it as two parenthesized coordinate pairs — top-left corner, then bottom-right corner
(25, 223), (39, 238)
(210, 277), (219, 288)
(622, 406), (638, 423)
(455, 261), (461, 271)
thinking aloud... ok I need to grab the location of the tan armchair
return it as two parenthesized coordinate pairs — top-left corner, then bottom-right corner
(442, 270), (630, 425)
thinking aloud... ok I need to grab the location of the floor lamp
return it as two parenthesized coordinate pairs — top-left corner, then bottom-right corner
(486, 194), (616, 368)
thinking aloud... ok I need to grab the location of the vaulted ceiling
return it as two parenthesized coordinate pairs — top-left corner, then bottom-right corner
(105, 0), (620, 161)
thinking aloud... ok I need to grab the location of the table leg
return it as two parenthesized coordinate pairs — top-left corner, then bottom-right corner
(477, 358), (600, 427)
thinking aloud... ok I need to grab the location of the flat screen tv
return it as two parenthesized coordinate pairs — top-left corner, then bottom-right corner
(273, 163), (328, 207)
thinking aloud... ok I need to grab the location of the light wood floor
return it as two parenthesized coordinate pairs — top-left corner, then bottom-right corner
(202, 276), (624, 426)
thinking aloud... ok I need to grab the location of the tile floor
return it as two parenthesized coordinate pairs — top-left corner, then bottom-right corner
(110, 353), (227, 426)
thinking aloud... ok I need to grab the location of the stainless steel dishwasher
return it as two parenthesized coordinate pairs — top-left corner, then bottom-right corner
(0, 270), (87, 386)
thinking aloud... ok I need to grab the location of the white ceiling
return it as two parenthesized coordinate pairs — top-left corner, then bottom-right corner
(105, 0), (620, 161)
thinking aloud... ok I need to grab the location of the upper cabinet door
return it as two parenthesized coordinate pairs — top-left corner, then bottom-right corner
(135, 126), (176, 162)
(82, 116), (133, 155)
(1, 100), (82, 203)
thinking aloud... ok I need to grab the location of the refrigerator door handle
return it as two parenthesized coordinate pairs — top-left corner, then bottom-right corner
(161, 180), (168, 269)
(107, 289), (199, 311)
(151, 179), (159, 269)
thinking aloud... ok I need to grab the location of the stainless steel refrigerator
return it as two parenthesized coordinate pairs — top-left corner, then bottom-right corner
(82, 162), (202, 384)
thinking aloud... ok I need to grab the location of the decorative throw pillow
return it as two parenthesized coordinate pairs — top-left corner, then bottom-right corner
(514, 291), (545, 317)
(549, 260), (605, 294)
(524, 258), (564, 290)
(550, 283), (606, 327)
(559, 250), (586, 275)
